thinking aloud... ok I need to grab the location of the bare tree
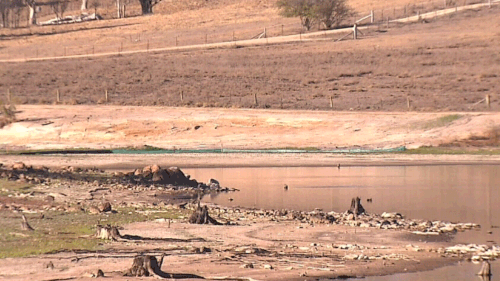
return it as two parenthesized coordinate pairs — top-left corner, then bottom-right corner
(138, 0), (161, 15)
(25, 0), (37, 25)
(49, 0), (69, 19)
(277, 0), (352, 30)
(90, 0), (99, 15)
(0, 0), (12, 27)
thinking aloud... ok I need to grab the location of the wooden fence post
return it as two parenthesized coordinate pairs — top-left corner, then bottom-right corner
(180, 91), (184, 101)
(486, 94), (490, 109)
(105, 90), (108, 103)
(7, 89), (11, 103)
(281, 24), (284, 36)
(254, 93), (258, 106)
(371, 10), (374, 23)
(330, 96), (334, 108)
(407, 95), (411, 110)
(56, 89), (60, 103)
(353, 24), (357, 39)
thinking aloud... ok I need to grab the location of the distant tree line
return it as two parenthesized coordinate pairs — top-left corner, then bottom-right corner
(277, 0), (353, 30)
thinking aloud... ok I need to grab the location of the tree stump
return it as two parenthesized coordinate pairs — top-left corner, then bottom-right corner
(123, 254), (167, 277)
(348, 197), (366, 218)
(96, 224), (122, 241)
(21, 214), (34, 231)
(477, 260), (492, 276)
(188, 205), (222, 225)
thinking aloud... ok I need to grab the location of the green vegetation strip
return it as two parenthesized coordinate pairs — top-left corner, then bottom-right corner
(0, 206), (185, 258)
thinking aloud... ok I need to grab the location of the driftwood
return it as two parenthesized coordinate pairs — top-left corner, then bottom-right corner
(21, 214), (34, 231)
(348, 197), (366, 218)
(188, 205), (222, 225)
(123, 254), (169, 278)
(96, 224), (123, 241)
(478, 261), (492, 276)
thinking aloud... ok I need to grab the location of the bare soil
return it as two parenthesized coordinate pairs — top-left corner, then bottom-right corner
(1, 6), (500, 111)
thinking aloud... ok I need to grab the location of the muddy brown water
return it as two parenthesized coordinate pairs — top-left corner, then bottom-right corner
(183, 164), (500, 281)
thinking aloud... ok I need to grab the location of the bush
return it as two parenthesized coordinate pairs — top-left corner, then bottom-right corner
(0, 102), (16, 128)
(277, 0), (352, 30)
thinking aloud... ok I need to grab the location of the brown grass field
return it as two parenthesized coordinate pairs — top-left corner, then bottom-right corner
(0, 0), (499, 112)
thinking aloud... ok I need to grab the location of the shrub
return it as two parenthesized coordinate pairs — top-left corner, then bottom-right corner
(277, 0), (353, 30)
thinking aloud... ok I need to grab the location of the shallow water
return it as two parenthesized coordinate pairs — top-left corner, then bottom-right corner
(187, 165), (500, 242)
(183, 165), (500, 280)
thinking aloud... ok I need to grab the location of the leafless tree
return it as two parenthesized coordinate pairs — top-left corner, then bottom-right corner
(138, 0), (161, 15)
(49, 0), (69, 19)
(25, 0), (37, 25)
(90, 0), (99, 15)
(0, 0), (12, 27)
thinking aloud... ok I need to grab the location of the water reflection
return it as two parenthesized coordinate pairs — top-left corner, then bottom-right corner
(183, 165), (500, 281)
(184, 165), (500, 244)
(361, 261), (498, 281)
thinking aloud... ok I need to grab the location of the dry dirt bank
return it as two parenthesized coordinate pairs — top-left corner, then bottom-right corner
(1, 105), (500, 152)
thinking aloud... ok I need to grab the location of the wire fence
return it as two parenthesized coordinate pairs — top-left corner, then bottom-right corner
(0, 0), (498, 111)
(0, 0), (495, 62)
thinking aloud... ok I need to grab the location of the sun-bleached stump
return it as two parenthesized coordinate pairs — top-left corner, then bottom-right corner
(478, 261), (492, 276)
(96, 224), (122, 241)
(21, 214), (34, 231)
(123, 254), (167, 278)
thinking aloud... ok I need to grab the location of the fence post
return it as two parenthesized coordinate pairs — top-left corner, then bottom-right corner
(330, 96), (333, 108)
(407, 95), (411, 110)
(7, 89), (11, 103)
(353, 24), (357, 39)
(417, 11), (421, 21)
(254, 93), (258, 106)
(180, 91), (184, 101)
(371, 10), (374, 23)
(56, 89), (60, 103)
(264, 28), (267, 38)
(233, 31), (235, 41)
(486, 94), (490, 109)
(105, 90), (108, 103)
(281, 24), (284, 36)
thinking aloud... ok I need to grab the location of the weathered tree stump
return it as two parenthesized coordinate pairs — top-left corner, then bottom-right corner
(96, 224), (122, 241)
(188, 205), (222, 225)
(477, 260), (492, 276)
(21, 214), (34, 231)
(123, 254), (168, 278)
(348, 197), (366, 217)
